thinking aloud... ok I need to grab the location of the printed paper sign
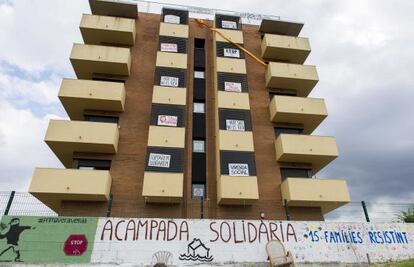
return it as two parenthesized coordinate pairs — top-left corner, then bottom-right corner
(160, 76), (179, 87)
(228, 163), (249, 176)
(193, 140), (205, 153)
(157, 115), (178, 127)
(164, 14), (180, 24)
(148, 153), (171, 168)
(161, 43), (178, 52)
(221, 20), (237, 29)
(194, 71), (205, 79)
(224, 48), (240, 58)
(224, 81), (242, 92)
(226, 119), (245, 131)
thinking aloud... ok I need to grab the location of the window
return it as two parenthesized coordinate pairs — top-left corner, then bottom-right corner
(84, 115), (119, 124)
(193, 103), (205, 113)
(74, 159), (112, 170)
(280, 168), (311, 181)
(274, 127), (303, 136)
(193, 140), (205, 153)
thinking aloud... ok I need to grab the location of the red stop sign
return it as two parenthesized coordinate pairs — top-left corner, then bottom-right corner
(64, 234), (88, 256)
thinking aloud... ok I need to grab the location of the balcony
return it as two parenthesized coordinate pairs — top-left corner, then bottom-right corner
(59, 78), (125, 120)
(155, 51), (187, 69)
(218, 130), (254, 152)
(259, 19), (303, 36)
(265, 62), (318, 97)
(80, 14), (136, 46)
(217, 175), (259, 205)
(70, 43), (131, 80)
(217, 91), (250, 110)
(261, 33), (310, 64)
(214, 30), (244, 44)
(159, 22), (189, 38)
(142, 172), (183, 203)
(89, 0), (137, 19)
(147, 126), (185, 148)
(269, 95), (327, 134)
(29, 168), (112, 212)
(281, 178), (350, 213)
(275, 134), (338, 173)
(152, 86), (186, 105)
(45, 120), (119, 168)
(216, 57), (246, 74)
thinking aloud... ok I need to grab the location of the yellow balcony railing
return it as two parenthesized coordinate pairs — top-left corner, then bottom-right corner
(265, 62), (318, 97)
(275, 134), (338, 173)
(269, 95), (327, 134)
(80, 14), (136, 46)
(142, 172), (183, 203)
(70, 43), (131, 80)
(261, 33), (310, 64)
(29, 168), (112, 212)
(217, 175), (259, 205)
(281, 178), (350, 213)
(59, 78), (125, 120)
(45, 120), (119, 167)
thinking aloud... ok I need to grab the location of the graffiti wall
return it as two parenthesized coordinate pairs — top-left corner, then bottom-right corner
(0, 216), (413, 265)
(0, 216), (97, 264)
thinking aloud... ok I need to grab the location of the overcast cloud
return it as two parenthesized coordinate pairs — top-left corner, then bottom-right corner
(0, 0), (413, 208)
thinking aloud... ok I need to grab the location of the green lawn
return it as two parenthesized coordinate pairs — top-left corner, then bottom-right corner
(376, 259), (414, 267)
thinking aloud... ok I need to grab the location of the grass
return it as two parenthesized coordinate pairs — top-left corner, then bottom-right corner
(375, 259), (414, 267)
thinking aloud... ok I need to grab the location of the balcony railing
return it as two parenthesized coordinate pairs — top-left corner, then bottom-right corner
(70, 43), (131, 80)
(275, 134), (338, 173)
(58, 78), (125, 120)
(281, 178), (350, 214)
(80, 14), (136, 46)
(29, 168), (112, 212)
(45, 120), (119, 167)
(269, 95), (327, 134)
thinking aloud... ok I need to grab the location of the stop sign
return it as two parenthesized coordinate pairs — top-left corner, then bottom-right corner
(64, 234), (88, 256)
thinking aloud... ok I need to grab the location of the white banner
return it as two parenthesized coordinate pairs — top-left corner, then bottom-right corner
(228, 163), (249, 176)
(160, 76), (179, 87)
(164, 14), (180, 24)
(157, 115), (178, 127)
(221, 20), (237, 29)
(148, 153), (171, 168)
(226, 119), (245, 131)
(224, 81), (242, 92)
(224, 48), (240, 58)
(194, 71), (205, 79)
(161, 43), (178, 53)
(91, 218), (414, 265)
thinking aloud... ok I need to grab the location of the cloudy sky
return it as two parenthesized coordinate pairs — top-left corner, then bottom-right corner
(0, 0), (413, 210)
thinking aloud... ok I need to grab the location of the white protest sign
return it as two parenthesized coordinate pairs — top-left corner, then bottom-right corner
(226, 119), (245, 131)
(161, 43), (178, 52)
(221, 20), (237, 29)
(224, 81), (242, 92)
(148, 153), (171, 168)
(157, 115), (178, 127)
(224, 48), (240, 58)
(160, 76), (179, 87)
(228, 163), (249, 176)
(164, 14), (180, 24)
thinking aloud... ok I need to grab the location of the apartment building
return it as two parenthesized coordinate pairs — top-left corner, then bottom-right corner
(29, 0), (350, 220)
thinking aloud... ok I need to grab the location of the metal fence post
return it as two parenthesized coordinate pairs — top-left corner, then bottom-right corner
(106, 194), (113, 217)
(284, 199), (290, 221)
(361, 201), (370, 222)
(200, 197), (204, 219)
(4, 191), (15, 215)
